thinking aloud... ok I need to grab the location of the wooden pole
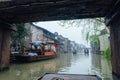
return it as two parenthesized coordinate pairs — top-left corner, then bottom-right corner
(0, 21), (14, 71)
(0, 28), (11, 70)
(0, 28), (3, 68)
(109, 21), (120, 76)
(105, 1), (120, 76)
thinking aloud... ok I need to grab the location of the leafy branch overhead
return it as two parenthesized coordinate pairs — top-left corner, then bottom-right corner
(59, 18), (109, 44)
(14, 23), (28, 38)
(11, 23), (28, 52)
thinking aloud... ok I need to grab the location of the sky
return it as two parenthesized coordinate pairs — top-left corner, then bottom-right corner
(34, 21), (89, 46)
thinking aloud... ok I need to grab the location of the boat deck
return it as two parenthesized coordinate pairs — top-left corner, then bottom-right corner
(37, 73), (102, 80)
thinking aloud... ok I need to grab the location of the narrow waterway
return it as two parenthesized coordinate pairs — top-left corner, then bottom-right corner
(0, 52), (116, 80)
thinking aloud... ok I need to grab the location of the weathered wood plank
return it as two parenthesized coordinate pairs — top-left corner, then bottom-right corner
(0, 0), (111, 8)
(109, 16), (120, 76)
(105, 0), (120, 26)
(0, 24), (11, 69)
(0, 29), (11, 68)
(0, 0), (113, 23)
(37, 73), (102, 80)
(0, 28), (3, 65)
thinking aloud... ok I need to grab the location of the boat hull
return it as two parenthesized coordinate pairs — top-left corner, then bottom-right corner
(15, 52), (57, 62)
(37, 73), (102, 80)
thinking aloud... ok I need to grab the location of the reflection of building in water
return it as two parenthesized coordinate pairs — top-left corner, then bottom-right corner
(57, 54), (71, 69)
(91, 54), (113, 80)
(1, 60), (59, 80)
(101, 58), (113, 80)
(44, 61), (58, 72)
(91, 54), (102, 74)
(3, 53), (74, 80)
(0, 53), (82, 80)
(72, 53), (81, 62)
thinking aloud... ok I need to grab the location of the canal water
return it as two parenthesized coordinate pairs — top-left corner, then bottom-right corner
(0, 52), (117, 80)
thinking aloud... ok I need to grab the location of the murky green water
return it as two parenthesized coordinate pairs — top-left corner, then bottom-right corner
(0, 53), (117, 80)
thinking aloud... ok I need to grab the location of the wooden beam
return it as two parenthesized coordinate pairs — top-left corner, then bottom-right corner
(105, 0), (120, 26)
(0, 21), (16, 30)
(0, 0), (112, 23)
(0, 0), (111, 8)
(109, 20), (120, 76)
(0, 0), (110, 13)
(0, 10), (104, 23)
(1, 29), (11, 69)
(0, 1), (107, 23)
(0, 27), (11, 69)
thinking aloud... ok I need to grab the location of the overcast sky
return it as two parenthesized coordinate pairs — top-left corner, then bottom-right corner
(34, 21), (89, 46)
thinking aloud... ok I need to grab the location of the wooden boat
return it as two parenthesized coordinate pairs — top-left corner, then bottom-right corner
(73, 50), (77, 54)
(14, 41), (58, 62)
(37, 73), (102, 80)
(15, 52), (57, 62)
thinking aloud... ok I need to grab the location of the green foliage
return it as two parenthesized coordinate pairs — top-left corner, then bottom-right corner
(59, 18), (111, 60)
(59, 18), (110, 53)
(99, 28), (108, 36)
(12, 23), (28, 39)
(89, 35), (99, 45)
(0, 66), (4, 71)
(86, 32), (89, 42)
(59, 18), (108, 43)
(103, 46), (111, 60)
(11, 23), (28, 52)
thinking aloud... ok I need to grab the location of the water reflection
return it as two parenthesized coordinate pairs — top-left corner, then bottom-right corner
(0, 52), (118, 80)
(58, 53), (91, 74)
(91, 53), (102, 75)
(91, 54), (120, 80)
(0, 60), (59, 80)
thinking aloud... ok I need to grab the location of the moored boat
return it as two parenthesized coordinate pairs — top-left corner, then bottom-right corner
(73, 50), (77, 54)
(15, 52), (57, 62)
(13, 41), (58, 62)
(36, 73), (102, 80)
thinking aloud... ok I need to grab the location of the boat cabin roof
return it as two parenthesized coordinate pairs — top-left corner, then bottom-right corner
(38, 73), (101, 80)
(46, 41), (55, 44)
(30, 41), (44, 46)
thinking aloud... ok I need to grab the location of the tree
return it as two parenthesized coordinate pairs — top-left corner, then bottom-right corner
(59, 18), (108, 42)
(11, 23), (28, 52)
(58, 18), (109, 53)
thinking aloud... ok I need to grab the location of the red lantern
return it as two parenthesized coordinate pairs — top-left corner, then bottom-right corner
(55, 44), (59, 48)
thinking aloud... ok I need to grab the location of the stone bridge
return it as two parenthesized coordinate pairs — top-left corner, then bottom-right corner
(0, 0), (120, 77)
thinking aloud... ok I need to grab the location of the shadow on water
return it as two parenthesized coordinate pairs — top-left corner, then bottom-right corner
(112, 74), (120, 80)
(91, 53), (120, 80)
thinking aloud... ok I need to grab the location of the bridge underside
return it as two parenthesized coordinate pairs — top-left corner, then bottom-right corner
(0, 0), (120, 77)
(0, 0), (113, 23)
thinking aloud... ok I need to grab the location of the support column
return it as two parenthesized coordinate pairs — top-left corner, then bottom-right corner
(109, 21), (120, 76)
(0, 26), (11, 70)
(105, 0), (120, 76)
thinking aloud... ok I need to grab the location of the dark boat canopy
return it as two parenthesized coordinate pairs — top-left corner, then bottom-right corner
(30, 41), (43, 46)
(37, 73), (102, 80)
(0, 0), (114, 23)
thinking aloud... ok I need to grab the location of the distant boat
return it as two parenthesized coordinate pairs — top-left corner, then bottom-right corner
(36, 73), (102, 80)
(73, 50), (77, 54)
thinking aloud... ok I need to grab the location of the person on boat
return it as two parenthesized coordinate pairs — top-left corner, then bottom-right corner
(84, 48), (89, 55)
(51, 44), (56, 53)
(31, 41), (43, 55)
(44, 43), (56, 53)
(44, 44), (49, 52)
(41, 43), (46, 55)
(55, 44), (59, 49)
